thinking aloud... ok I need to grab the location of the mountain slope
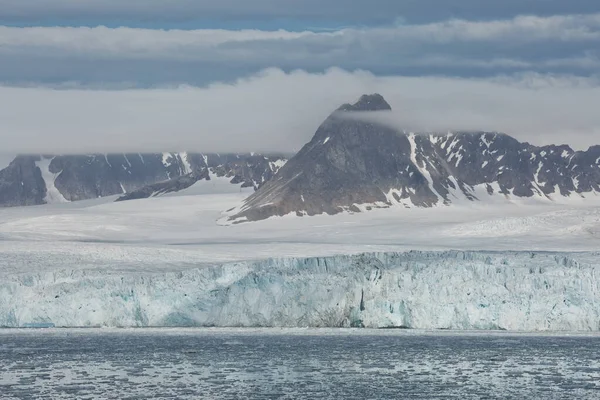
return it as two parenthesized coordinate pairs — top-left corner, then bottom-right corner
(224, 94), (600, 223)
(0, 152), (287, 207)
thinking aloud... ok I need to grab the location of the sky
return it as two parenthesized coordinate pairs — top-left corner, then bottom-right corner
(1, 0), (600, 153)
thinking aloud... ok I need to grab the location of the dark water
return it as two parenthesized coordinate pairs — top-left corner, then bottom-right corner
(1, 329), (599, 399)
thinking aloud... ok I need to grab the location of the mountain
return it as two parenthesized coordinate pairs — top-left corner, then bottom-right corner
(0, 153), (287, 207)
(223, 94), (600, 223)
(116, 153), (287, 201)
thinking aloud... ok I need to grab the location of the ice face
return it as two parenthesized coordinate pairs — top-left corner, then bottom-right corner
(1, 251), (599, 330)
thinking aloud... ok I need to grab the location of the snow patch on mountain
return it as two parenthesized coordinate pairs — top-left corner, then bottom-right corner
(160, 172), (255, 198)
(408, 133), (445, 206)
(180, 152), (192, 175)
(34, 157), (68, 204)
(161, 152), (172, 168)
(269, 159), (287, 172)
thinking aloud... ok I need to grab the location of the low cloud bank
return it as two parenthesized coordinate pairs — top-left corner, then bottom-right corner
(0, 68), (599, 154)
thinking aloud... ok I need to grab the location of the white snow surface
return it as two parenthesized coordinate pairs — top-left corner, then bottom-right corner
(408, 133), (443, 205)
(146, 173), (255, 199)
(180, 152), (192, 174)
(0, 190), (599, 270)
(161, 152), (172, 167)
(268, 159), (287, 172)
(34, 157), (68, 204)
(0, 189), (600, 329)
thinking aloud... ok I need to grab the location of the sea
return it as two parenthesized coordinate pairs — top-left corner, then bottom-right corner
(0, 328), (599, 399)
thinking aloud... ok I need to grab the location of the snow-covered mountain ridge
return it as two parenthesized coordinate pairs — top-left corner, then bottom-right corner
(2, 251), (599, 330)
(226, 94), (600, 223)
(0, 152), (287, 207)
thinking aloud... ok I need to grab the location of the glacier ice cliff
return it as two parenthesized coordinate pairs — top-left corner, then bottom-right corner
(1, 251), (599, 330)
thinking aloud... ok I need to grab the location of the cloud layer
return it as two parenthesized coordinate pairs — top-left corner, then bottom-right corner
(4, 13), (600, 54)
(1, 13), (599, 86)
(0, 68), (599, 155)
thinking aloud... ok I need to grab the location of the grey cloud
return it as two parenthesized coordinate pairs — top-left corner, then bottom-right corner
(0, 15), (599, 86)
(0, 68), (599, 155)
(1, 0), (599, 24)
(3, 15), (600, 55)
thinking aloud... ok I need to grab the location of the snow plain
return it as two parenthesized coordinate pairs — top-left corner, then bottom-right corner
(0, 180), (599, 328)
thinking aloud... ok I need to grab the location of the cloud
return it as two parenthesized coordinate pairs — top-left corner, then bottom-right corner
(0, 14), (599, 86)
(0, 68), (599, 155)
(2, 14), (600, 56)
(1, 0), (599, 25)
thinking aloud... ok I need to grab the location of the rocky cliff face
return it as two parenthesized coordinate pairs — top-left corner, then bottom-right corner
(224, 94), (600, 223)
(0, 156), (47, 207)
(0, 152), (287, 207)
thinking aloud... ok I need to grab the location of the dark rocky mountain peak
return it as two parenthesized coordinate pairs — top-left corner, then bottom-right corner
(337, 93), (392, 112)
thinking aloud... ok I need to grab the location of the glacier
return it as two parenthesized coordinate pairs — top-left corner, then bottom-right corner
(1, 251), (600, 331)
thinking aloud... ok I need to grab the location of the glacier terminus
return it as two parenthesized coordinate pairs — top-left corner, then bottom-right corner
(2, 251), (599, 331)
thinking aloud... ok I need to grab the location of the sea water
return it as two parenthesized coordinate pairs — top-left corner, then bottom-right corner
(0, 328), (599, 399)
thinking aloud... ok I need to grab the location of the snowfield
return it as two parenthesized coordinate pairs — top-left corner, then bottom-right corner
(0, 184), (599, 329)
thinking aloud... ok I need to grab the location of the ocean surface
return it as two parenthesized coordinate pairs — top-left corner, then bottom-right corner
(1, 328), (599, 399)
